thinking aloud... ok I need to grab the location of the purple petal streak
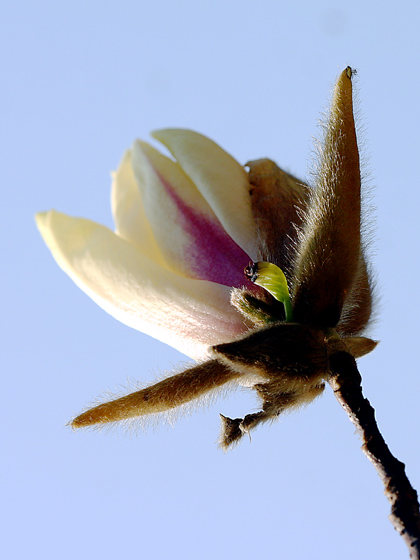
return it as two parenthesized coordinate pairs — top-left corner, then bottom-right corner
(159, 172), (256, 290)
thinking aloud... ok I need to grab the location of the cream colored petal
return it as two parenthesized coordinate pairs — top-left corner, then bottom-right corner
(136, 141), (214, 220)
(36, 210), (249, 359)
(111, 150), (165, 266)
(152, 129), (259, 260)
(131, 141), (252, 288)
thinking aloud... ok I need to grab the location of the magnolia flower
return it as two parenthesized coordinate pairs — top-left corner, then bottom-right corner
(36, 129), (264, 361)
(37, 67), (376, 448)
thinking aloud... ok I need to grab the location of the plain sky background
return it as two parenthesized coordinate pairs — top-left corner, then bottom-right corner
(2, 1), (420, 559)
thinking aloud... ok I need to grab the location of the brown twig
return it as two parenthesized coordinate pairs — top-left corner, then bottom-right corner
(328, 351), (420, 559)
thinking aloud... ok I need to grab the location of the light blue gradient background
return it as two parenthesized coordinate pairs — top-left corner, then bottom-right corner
(3, 1), (419, 558)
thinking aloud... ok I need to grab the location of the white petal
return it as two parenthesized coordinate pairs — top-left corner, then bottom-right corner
(111, 150), (165, 266)
(36, 211), (249, 359)
(152, 129), (259, 260)
(131, 141), (252, 288)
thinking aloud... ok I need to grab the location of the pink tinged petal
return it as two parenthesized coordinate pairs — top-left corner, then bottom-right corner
(151, 129), (259, 261)
(132, 141), (255, 289)
(35, 211), (250, 359)
(162, 176), (253, 288)
(110, 150), (165, 266)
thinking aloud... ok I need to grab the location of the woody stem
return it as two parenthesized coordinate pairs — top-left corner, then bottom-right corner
(328, 351), (420, 559)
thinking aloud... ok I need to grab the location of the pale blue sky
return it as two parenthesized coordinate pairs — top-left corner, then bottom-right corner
(2, 1), (420, 559)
